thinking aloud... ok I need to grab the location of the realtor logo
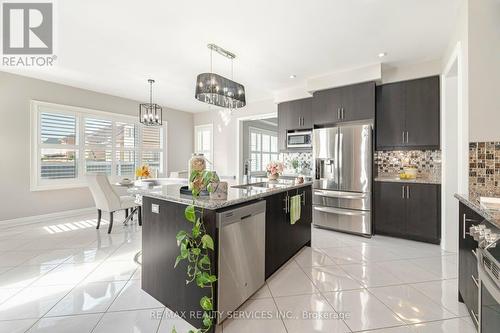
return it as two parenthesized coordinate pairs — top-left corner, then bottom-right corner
(2, 2), (53, 54)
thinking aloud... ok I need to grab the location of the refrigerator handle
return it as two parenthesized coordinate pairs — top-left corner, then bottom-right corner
(338, 128), (342, 188)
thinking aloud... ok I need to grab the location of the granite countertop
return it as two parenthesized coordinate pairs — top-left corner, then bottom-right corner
(455, 193), (500, 229)
(374, 174), (441, 184)
(128, 178), (312, 210)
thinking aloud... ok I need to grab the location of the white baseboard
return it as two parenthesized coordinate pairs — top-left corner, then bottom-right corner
(0, 207), (96, 228)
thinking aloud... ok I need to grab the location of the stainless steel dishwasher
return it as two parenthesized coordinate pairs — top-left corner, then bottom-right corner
(217, 200), (266, 323)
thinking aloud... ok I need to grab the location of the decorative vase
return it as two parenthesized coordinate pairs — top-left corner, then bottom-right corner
(267, 173), (279, 181)
(188, 153), (207, 189)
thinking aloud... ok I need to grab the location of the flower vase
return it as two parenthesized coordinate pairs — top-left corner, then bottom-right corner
(267, 173), (279, 181)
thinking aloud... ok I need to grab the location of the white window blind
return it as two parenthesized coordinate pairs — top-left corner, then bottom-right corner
(39, 112), (78, 180)
(141, 126), (164, 173)
(31, 101), (167, 191)
(249, 127), (278, 173)
(194, 124), (213, 168)
(115, 122), (137, 177)
(84, 117), (113, 175)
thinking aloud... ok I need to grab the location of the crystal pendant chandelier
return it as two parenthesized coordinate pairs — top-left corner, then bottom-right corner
(195, 44), (246, 109)
(139, 79), (162, 126)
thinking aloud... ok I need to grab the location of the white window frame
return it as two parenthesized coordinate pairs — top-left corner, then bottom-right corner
(248, 126), (279, 173)
(30, 100), (167, 191)
(194, 123), (214, 168)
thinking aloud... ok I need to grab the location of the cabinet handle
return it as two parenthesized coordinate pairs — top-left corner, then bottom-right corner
(471, 274), (479, 288)
(462, 214), (466, 239)
(283, 195), (289, 213)
(406, 186), (410, 199)
(406, 131), (409, 143)
(337, 108), (341, 119)
(462, 214), (480, 239)
(402, 186), (405, 199)
(341, 108), (344, 119)
(402, 131), (405, 144)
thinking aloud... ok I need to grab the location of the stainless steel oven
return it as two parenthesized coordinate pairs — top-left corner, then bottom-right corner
(475, 222), (500, 332)
(287, 130), (312, 148)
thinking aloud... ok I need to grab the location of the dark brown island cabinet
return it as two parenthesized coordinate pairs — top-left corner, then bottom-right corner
(140, 185), (312, 331)
(374, 181), (441, 244)
(458, 202), (482, 329)
(376, 76), (440, 150)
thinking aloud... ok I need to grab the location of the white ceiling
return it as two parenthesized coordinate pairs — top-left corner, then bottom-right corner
(1, 0), (460, 113)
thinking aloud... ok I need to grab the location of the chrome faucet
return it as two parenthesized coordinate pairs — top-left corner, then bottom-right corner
(243, 158), (252, 184)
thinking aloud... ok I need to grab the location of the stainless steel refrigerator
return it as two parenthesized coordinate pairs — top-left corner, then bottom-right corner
(312, 123), (372, 236)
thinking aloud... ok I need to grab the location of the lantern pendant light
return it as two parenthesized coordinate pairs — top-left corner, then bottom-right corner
(139, 79), (162, 126)
(195, 44), (246, 110)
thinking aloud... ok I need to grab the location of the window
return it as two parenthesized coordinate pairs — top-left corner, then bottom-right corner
(194, 124), (213, 169)
(31, 101), (167, 191)
(249, 127), (278, 173)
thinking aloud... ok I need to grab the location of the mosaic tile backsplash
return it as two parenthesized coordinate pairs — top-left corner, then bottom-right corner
(375, 150), (442, 178)
(469, 142), (500, 198)
(280, 152), (313, 175)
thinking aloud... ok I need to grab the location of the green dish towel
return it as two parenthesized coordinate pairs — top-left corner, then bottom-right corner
(290, 194), (301, 224)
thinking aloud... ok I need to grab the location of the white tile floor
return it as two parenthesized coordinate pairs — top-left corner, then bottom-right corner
(0, 213), (477, 333)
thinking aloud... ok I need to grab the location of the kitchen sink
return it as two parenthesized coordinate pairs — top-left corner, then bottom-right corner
(231, 182), (288, 190)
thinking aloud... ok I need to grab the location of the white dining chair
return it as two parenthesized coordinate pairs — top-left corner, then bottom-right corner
(86, 173), (141, 233)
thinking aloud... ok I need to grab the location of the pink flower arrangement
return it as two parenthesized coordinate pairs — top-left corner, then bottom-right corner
(266, 161), (284, 176)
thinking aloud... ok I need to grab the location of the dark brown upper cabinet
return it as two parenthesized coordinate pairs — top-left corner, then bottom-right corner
(278, 97), (313, 152)
(376, 76), (440, 150)
(277, 102), (288, 151)
(312, 81), (375, 125)
(279, 98), (313, 131)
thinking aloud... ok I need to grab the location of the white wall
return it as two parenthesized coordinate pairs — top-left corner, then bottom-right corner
(468, 0), (500, 141)
(193, 99), (277, 178)
(440, 0), (469, 252)
(0, 71), (193, 221)
(381, 60), (442, 84)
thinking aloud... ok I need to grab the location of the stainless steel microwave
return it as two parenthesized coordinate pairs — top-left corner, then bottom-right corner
(287, 130), (312, 148)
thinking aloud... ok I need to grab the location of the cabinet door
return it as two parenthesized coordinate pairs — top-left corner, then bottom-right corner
(374, 182), (406, 236)
(341, 82), (375, 122)
(300, 98), (313, 129)
(405, 184), (440, 243)
(312, 88), (342, 125)
(290, 186), (312, 253)
(265, 191), (290, 278)
(404, 76), (440, 149)
(286, 100), (303, 130)
(277, 103), (288, 151)
(458, 203), (480, 323)
(376, 82), (406, 149)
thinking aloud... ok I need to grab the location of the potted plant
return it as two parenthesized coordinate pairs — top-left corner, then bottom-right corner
(266, 161), (284, 181)
(290, 158), (300, 174)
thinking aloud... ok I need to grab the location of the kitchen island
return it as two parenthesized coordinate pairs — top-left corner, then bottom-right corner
(131, 180), (312, 331)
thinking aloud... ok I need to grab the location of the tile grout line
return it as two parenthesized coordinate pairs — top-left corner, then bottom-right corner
(265, 279), (289, 333)
(90, 254), (142, 333)
(19, 238), (130, 332)
(294, 255), (355, 332)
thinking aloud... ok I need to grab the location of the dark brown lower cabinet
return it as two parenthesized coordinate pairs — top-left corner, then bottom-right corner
(458, 202), (481, 329)
(265, 186), (312, 279)
(374, 181), (441, 244)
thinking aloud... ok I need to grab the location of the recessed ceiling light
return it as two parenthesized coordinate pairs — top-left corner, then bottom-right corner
(289, 74), (296, 79)
(378, 52), (387, 58)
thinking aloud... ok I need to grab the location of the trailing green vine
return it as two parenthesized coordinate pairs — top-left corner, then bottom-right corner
(172, 170), (219, 333)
